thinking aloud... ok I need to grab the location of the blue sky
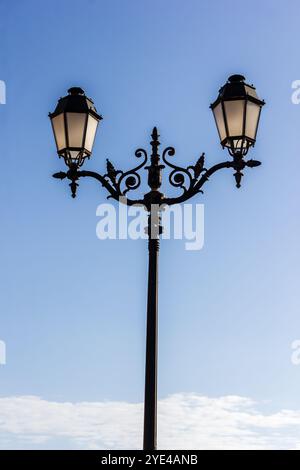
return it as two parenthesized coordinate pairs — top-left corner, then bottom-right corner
(1, 0), (300, 449)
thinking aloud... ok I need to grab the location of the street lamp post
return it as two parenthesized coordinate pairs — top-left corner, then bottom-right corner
(49, 75), (265, 451)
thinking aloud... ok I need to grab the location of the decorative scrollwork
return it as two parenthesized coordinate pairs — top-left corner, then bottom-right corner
(167, 168), (190, 192)
(115, 147), (148, 196)
(101, 146), (148, 199)
(162, 147), (205, 194)
(135, 148), (148, 160)
(54, 128), (260, 206)
(123, 173), (141, 195)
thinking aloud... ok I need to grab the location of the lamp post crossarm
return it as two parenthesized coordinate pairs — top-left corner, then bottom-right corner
(78, 170), (145, 206)
(53, 128), (261, 208)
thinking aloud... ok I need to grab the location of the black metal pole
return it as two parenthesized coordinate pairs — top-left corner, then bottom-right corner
(143, 214), (159, 451)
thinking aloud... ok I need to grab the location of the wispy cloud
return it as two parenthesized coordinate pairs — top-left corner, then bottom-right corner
(0, 394), (300, 449)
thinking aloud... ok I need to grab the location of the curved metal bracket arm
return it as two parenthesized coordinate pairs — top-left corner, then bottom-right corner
(53, 167), (145, 206)
(162, 157), (261, 206)
(194, 160), (234, 192)
(52, 128), (261, 207)
(53, 144), (149, 204)
(162, 160), (234, 205)
(78, 170), (145, 206)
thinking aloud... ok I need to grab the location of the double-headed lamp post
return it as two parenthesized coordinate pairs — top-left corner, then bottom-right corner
(49, 74), (264, 450)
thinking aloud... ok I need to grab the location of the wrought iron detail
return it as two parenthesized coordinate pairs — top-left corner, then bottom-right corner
(53, 127), (261, 205)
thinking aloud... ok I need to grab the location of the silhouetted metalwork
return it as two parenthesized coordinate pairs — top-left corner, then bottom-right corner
(53, 126), (262, 201)
(50, 76), (264, 451)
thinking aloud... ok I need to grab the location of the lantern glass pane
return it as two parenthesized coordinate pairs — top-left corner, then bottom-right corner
(245, 101), (261, 140)
(51, 114), (66, 151)
(212, 103), (226, 142)
(224, 100), (245, 137)
(227, 138), (250, 150)
(69, 150), (81, 160)
(66, 112), (87, 148)
(85, 114), (99, 153)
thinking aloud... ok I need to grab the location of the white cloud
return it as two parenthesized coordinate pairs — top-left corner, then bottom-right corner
(0, 393), (300, 449)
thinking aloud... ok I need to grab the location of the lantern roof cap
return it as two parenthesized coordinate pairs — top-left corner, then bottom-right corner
(49, 87), (102, 120)
(210, 74), (264, 108)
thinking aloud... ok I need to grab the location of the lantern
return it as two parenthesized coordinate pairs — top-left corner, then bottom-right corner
(211, 75), (265, 156)
(49, 87), (102, 167)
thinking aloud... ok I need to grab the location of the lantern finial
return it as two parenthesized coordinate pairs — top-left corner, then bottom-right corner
(68, 87), (85, 95)
(228, 74), (245, 83)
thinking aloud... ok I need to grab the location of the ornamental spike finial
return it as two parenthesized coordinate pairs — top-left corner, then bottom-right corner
(152, 127), (159, 141)
(69, 180), (78, 198)
(150, 127), (160, 165)
(234, 170), (243, 188)
(145, 127), (165, 192)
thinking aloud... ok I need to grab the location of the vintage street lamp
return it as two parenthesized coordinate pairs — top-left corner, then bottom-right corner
(49, 87), (101, 168)
(49, 75), (264, 450)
